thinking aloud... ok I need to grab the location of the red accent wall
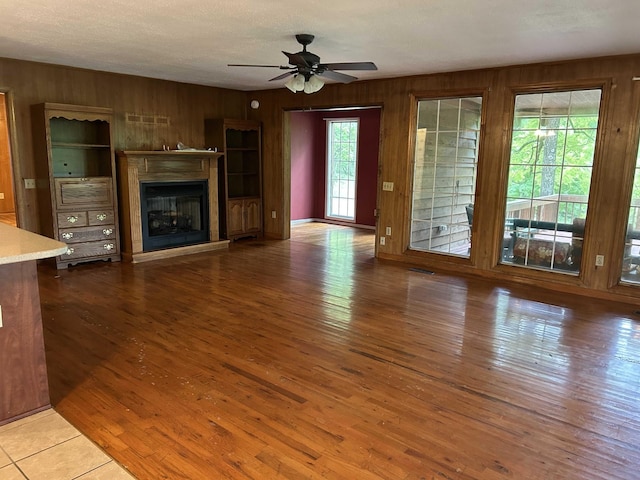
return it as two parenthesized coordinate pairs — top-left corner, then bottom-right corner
(290, 108), (380, 226)
(290, 112), (317, 220)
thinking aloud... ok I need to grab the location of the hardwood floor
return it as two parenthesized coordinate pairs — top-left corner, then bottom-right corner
(37, 223), (640, 479)
(0, 212), (16, 226)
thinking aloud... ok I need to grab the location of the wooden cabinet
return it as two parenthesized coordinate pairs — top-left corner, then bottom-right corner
(204, 119), (262, 240)
(32, 103), (120, 269)
(0, 224), (67, 425)
(228, 198), (262, 237)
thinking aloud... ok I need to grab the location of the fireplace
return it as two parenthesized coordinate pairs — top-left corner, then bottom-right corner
(117, 150), (229, 263)
(141, 181), (208, 251)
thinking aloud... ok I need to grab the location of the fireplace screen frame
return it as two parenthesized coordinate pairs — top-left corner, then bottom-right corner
(140, 180), (209, 252)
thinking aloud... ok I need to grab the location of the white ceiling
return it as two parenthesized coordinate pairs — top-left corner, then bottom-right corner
(2, 0), (640, 91)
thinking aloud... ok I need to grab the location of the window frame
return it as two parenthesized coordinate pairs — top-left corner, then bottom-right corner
(497, 80), (612, 281)
(325, 118), (359, 222)
(408, 93), (485, 258)
(617, 96), (640, 286)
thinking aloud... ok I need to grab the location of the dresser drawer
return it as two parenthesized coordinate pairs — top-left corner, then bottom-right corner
(59, 240), (118, 260)
(54, 177), (113, 209)
(59, 225), (116, 244)
(57, 211), (88, 228)
(87, 209), (115, 226)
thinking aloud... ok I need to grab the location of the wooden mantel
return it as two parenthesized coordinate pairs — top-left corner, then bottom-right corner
(117, 150), (229, 263)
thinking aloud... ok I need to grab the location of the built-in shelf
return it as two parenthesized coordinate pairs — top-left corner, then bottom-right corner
(204, 118), (263, 240)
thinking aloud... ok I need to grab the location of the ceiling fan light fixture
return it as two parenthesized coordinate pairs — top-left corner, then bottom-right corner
(285, 74), (306, 92)
(304, 74), (324, 94)
(230, 33), (376, 92)
(284, 75), (298, 92)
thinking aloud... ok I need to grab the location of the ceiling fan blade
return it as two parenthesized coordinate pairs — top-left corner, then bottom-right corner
(317, 70), (358, 83)
(228, 64), (292, 69)
(319, 62), (378, 71)
(269, 71), (296, 81)
(283, 51), (310, 68)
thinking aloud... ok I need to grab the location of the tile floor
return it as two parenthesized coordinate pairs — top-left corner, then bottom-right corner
(0, 409), (135, 479)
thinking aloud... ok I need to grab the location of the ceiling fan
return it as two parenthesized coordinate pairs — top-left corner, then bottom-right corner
(228, 34), (377, 93)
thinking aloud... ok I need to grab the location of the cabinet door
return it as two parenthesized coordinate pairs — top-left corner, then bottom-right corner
(227, 200), (244, 236)
(244, 198), (261, 233)
(54, 178), (113, 209)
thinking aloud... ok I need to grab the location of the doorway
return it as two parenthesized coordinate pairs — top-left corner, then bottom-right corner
(0, 92), (17, 226)
(288, 107), (382, 238)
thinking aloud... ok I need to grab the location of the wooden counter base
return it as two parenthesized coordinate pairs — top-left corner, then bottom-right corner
(0, 261), (50, 425)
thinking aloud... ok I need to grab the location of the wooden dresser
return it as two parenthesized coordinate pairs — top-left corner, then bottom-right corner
(31, 103), (121, 269)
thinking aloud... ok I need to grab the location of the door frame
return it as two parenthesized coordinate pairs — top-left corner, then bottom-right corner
(0, 90), (21, 227)
(283, 104), (384, 255)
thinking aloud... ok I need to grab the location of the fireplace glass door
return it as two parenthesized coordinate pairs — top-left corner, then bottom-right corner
(141, 181), (209, 251)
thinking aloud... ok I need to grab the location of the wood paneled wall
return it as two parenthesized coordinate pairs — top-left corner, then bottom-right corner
(3, 54), (640, 302)
(0, 57), (247, 232)
(246, 54), (640, 302)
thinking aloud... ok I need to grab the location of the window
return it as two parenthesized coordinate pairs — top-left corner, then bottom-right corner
(326, 119), (358, 221)
(502, 89), (602, 273)
(620, 133), (640, 284)
(410, 96), (483, 256)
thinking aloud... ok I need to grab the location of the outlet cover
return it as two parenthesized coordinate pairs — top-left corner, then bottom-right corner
(24, 178), (36, 189)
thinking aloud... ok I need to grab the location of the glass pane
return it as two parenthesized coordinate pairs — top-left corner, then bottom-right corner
(508, 165), (535, 198)
(410, 96), (483, 256)
(503, 89), (601, 274)
(621, 133), (640, 284)
(438, 99), (461, 130)
(326, 120), (358, 221)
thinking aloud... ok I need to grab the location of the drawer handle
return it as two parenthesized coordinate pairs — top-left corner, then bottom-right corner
(102, 228), (113, 236)
(81, 177), (89, 181)
(65, 247), (75, 255)
(66, 215), (78, 223)
(104, 243), (115, 251)
(61, 232), (74, 240)
(96, 213), (108, 221)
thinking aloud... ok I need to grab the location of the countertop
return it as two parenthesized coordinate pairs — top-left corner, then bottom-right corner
(0, 223), (67, 265)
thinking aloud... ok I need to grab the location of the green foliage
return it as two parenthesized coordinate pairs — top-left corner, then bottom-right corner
(507, 115), (597, 203)
(329, 121), (358, 180)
